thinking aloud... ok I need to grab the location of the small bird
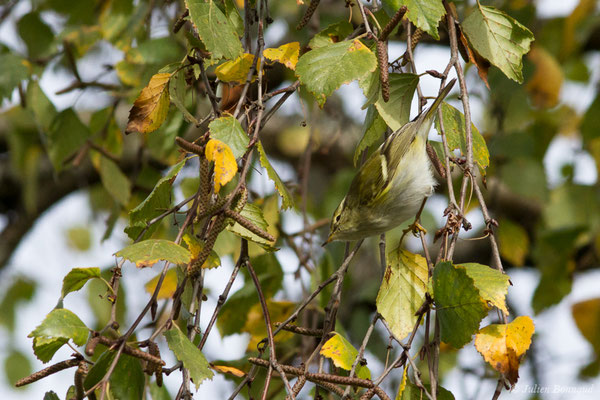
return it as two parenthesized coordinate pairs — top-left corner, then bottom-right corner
(324, 79), (456, 243)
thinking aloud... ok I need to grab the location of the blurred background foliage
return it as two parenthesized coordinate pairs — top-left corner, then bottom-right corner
(1, 0), (600, 398)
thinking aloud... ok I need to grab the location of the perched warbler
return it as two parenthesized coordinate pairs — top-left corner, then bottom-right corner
(324, 79), (456, 243)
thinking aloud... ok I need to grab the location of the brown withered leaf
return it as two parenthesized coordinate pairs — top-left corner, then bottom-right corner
(126, 73), (172, 134)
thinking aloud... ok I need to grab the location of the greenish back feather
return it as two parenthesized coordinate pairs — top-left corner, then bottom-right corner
(345, 79), (456, 208)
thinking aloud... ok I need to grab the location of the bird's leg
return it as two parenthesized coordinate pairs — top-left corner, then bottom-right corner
(401, 197), (428, 243)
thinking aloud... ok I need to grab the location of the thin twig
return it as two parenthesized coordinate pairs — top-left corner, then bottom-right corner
(342, 314), (379, 399)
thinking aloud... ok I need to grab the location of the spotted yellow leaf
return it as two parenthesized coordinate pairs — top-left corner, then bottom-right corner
(126, 73), (171, 134)
(205, 139), (237, 193)
(475, 316), (535, 388)
(263, 42), (300, 70)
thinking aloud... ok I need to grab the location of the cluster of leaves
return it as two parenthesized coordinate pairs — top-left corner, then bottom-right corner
(1, 0), (600, 399)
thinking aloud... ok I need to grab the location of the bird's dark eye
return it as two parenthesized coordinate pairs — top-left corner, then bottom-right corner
(335, 215), (341, 222)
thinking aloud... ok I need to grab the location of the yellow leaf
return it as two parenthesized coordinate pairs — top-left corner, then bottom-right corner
(497, 219), (529, 267)
(183, 233), (202, 258)
(563, 0), (596, 57)
(126, 73), (171, 133)
(205, 139), (238, 193)
(395, 366), (408, 400)
(474, 316), (535, 387)
(183, 234), (221, 270)
(144, 268), (178, 300)
(210, 364), (246, 377)
(243, 300), (295, 350)
(215, 53), (257, 84)
(526, 46), (563, 108)
(263, 42), (300, 70)
(320, 332), (371, 380)
(572, 298), (600, 354)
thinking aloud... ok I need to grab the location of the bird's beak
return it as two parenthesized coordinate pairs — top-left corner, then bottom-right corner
(322, 233), (334, 247)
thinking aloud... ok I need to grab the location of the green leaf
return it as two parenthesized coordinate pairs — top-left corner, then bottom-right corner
(165, 325), (214, 390)
(4, 350), (32, 386)
(17, 12), (54, 59)
(63, 25), (103, 57)
(382, 0), (445, 40)
(115, 239), (191, 268)
(46, 108), (90, 172)
(98, 155), (131, 206)
(0, 277), (35, 331)
(84, 350), (114, 392)
(209, 115), (249, 158)
(354, 106), (387, 166)
(32, 336), (68, 363)
(29, 309), (89, 346)
(146, 109), (183, 160)
(434, 102), (489, 174)
(125, 159), (186, 239)
(84, 351), (144, 399)
(226, 202), (276, 248)
(99, 0), (145, 51)
(400, 380), (455, 400)
(61, 267), (102, 298)
(374, 73), (419, 131)
(377, 248), (429, 341)
(218, 253), (283, 336)
(66, 225), (92, 251)
(109, 353), (145, 400)
(320, 332), (371, 380)
(500, 158), (547, 203)
(46, 0), (96, 24)
(296, 39), (377, 107)
(359, 69), (381, 109)
(149, 380), (171, 400)
(532, 227), (582, 313)
(43, 392), (60, 400)
(256, 141), (294, 209)
(26, 80), (57, 132)
(86, 269), (127, 328)
(308, 20), (354, 50)
(461, 263), (510, 315)
(433, 262), (488, 348)
(137, 37), (182, 65)
(170, 69), (198, 125)
(0, 53), (29, 101)
(185, 0), (243, 61)
(461, 5), (534, 83)
(224, 0), (244, 37)
(582, 93), (600, 143)
(543, 184), (600, 231)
